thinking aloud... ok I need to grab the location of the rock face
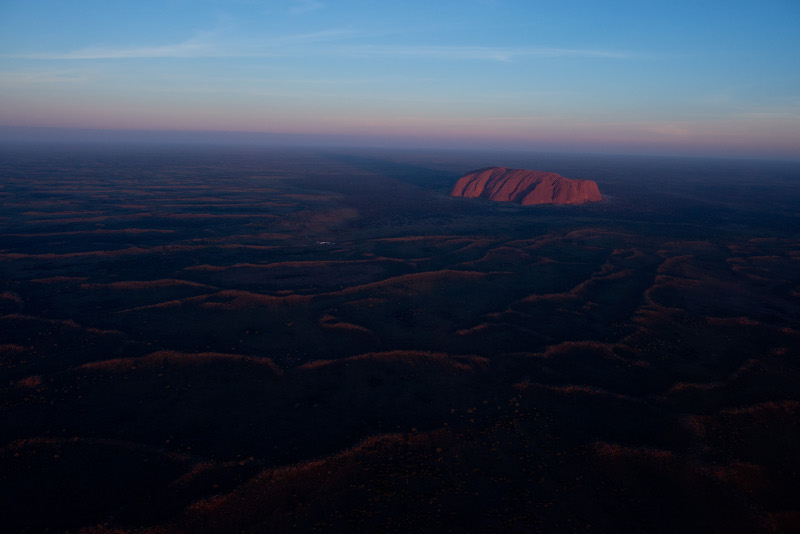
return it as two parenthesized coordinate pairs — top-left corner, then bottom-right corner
(450, 167), (602, 205)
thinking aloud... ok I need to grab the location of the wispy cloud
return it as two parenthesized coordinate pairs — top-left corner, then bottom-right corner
(274, 28), (358, 45)
(7, 30), (223, 60)
(2, 28), (360, 60)
(3, 27), (631, 62)
(290, 0), (324, 14)
(335, 45), (632, 61)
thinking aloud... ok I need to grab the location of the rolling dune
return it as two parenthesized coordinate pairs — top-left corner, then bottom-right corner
(1, 148), (799, 533)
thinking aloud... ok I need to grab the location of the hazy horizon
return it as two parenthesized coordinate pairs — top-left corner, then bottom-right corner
(2, 1), (799, 160)
(3, 124), (800, 162)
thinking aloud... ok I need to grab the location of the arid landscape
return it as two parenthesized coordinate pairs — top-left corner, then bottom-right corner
(1, 145), (800, 533)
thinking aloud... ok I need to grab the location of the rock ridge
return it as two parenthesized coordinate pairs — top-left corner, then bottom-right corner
(450, 166), (602, 205)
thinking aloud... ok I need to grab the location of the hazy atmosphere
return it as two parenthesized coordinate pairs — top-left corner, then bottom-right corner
(2, 0), (799, 157)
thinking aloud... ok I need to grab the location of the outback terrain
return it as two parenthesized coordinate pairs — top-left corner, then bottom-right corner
(1, 146), (799, 533)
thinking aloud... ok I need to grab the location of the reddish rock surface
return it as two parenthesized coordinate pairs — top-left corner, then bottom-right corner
(450, 167), (602, 205)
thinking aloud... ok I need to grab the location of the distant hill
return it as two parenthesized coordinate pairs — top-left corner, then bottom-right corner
(450, 166), (602, 205)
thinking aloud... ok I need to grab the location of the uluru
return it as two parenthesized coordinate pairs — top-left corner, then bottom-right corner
(450, 166), (602, 205)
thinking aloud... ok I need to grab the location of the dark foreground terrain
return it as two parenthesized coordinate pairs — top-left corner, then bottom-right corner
(1, 145), (799, 533)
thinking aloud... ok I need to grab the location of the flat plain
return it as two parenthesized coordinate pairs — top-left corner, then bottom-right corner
(1, 145), (799, 532)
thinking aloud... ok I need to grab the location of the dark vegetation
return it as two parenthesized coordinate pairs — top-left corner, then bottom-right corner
(1, 145), (799, 532)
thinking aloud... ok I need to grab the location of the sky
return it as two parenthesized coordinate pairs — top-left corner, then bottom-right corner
(1, 0), (799, 158)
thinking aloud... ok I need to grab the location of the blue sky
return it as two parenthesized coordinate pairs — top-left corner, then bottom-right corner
(1, 0), (798, 157)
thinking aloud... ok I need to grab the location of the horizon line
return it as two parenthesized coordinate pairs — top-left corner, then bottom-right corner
(1, 125), (798, 163)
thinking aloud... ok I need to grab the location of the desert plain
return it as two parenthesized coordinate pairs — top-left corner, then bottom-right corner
(1, 145), (799, 533)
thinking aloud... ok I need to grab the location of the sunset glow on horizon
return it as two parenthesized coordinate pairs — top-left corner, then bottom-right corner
(1, 0), (798, 158)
